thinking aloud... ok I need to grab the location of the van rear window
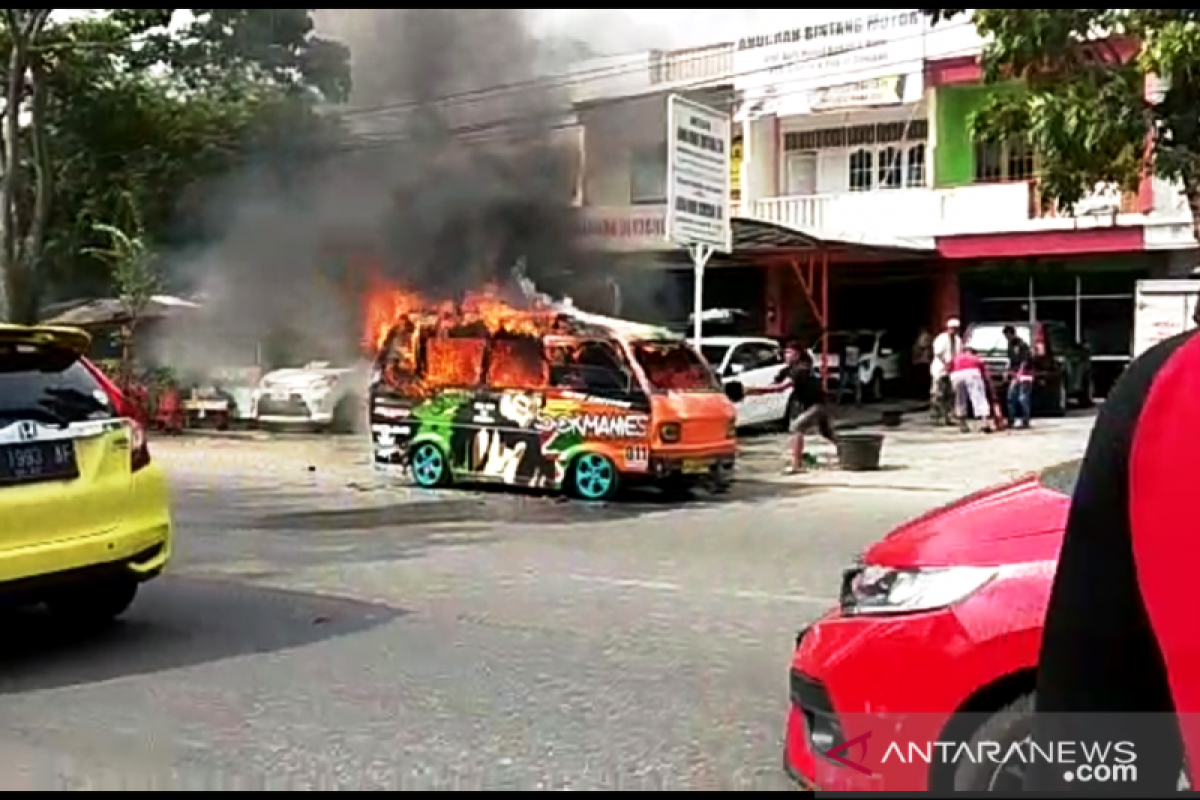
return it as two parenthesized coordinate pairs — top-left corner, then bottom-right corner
(632, 341), (720, 392)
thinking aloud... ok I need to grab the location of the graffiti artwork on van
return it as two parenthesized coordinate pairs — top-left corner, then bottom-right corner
(537, 396), (649, 441)
(380, 388), (652, 486)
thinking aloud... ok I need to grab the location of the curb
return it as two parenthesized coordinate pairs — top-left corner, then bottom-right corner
(159, 406), (931, 442)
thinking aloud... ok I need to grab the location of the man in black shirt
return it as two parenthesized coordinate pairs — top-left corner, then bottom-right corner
(1002, 325), (1034, 428)
(764, 341), (836, 473)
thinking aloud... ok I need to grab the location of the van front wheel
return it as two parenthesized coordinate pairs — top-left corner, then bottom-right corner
(569, 452), (620, 501)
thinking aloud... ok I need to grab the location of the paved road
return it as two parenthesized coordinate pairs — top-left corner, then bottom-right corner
(0, 414), (1094, 790)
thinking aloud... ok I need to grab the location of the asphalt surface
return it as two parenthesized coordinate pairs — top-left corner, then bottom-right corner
(0, 413), (1095, 790)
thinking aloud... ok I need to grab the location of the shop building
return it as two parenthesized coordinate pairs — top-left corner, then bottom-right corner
(727, 12), (1197, 392)
(569, 43), (759, 324)
(337, 15), (1198, 384)
(923, 48), (1195, 391)
(731, 10), (976, 344)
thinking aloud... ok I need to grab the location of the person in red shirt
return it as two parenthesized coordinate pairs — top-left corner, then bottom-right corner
(948, 348), (994, 433)
(1026, 329), (1199, 792)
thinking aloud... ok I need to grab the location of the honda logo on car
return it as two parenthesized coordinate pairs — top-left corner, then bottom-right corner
(828, 731), (1137, 783)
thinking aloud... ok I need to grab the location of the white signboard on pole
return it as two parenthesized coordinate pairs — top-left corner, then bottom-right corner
(665, 95), (732, 253)
(664, 94), (732, 346)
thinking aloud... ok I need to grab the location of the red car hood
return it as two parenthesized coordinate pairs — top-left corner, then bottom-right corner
(865, 475), (1069, 568)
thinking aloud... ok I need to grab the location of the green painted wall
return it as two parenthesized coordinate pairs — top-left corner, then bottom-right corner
(932, 83), (1020, 187)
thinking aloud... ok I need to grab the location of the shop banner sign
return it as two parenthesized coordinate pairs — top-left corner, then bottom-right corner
(734, 10), (927, 116)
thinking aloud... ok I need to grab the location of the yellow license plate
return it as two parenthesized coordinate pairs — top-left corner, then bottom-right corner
(682, 460), (710, 475)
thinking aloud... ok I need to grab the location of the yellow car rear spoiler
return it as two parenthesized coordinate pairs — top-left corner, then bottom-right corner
(0, 324), (91, 355)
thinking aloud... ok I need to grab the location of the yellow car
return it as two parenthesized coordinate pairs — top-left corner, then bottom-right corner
(0, 325), (172, 623)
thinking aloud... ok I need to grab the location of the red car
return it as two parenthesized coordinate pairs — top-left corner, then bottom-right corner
(783, 460), (1079, 792)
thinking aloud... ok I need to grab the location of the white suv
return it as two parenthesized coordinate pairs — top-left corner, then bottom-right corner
(809, 330), (901, 402)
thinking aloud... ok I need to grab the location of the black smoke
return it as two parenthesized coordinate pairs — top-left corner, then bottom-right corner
(166, 8), (642, 374)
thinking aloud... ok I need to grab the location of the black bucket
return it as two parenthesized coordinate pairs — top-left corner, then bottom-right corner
(837, 433), (884, 471)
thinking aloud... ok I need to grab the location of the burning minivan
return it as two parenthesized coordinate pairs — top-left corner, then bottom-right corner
(366, 289), (744, 500)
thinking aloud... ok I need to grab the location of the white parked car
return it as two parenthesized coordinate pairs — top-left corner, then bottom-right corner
(698, 336), (790, 429)
(809, 329), (902, 401)
(251, 361), (369, 432)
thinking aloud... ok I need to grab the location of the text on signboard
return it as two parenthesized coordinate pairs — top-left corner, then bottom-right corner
(676, 126), (725, 155)
(737, 11), (921, 50)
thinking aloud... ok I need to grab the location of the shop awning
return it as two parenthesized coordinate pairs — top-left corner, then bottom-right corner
(592, 215), (934, 267)
(720, 216), (935, 265)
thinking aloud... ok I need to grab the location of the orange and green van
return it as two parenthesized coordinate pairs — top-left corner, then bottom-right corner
(367, 308), (743, 500)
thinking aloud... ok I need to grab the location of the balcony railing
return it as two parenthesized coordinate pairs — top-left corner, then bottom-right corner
(650, 42), (735, 88)
(736, 180), (1150, 239)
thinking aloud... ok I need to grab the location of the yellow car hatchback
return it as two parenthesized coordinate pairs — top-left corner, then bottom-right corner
(0, 325), (171, 624)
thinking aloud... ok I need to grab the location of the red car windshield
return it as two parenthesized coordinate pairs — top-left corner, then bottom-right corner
(632, 341), (720, 392)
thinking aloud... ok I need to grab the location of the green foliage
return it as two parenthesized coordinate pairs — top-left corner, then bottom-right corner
(137, 9), (351, 103)
(0, 9), (351, 320)
(86, 218), (161, 322)
(921, 10), (1200, 217)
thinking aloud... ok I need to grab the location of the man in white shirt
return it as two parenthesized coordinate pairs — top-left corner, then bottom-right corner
(930, 317), (963, 423)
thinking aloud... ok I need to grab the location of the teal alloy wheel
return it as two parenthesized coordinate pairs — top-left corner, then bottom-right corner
(570, 452), (619, 501)
(411, 442), (449, 488)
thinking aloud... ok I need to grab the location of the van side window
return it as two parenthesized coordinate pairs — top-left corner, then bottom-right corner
(423, 337), (486, 388)
(550, 341), (630, 399)
(485, 337), (549, 390)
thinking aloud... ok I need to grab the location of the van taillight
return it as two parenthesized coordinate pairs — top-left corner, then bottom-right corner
(130, 419), (151, 471)
(1033, 326), (1046, 357)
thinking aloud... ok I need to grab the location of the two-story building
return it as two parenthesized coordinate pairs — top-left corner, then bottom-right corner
(724, 10), (1199, 391)
(573, 16), (980, 344)
(336, 15), (1198, 390)
(571, 44), (752, 325)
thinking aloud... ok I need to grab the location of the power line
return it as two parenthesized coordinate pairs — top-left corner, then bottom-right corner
(334, 38), (980, 155)
(335, 19), (975, 127)
(336, 50), (654, 120)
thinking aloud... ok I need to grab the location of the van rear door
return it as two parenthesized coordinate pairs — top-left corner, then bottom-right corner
(0, 328), (133, 552)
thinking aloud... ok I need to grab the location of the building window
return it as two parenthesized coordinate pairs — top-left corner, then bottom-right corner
(629, 143), (667, 204)
(784, 120), (926, 151)
(974, 138), (1035, 183)
(974, 140), (1003, 182)
(906, 143), (926, 187)
(1007, 138), (1035, 181)
(849, 148), (873, 192)
(878, 146), (903, 189)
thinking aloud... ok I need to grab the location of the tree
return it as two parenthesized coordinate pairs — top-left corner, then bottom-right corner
(0, 11), (180, 323)
(133, 9), (350, 102)
(0, 9), (350, 323)
(85, 211), (160, 393)
(0, 10), (54, 324)
(921, 10), (1200, 243)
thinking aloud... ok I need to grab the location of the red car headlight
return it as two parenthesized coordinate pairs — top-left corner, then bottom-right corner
(840, 565), (999, 616)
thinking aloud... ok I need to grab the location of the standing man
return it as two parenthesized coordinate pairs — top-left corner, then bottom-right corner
(930, 318), (963, 424)
(1002, 324), (1034, 428)
(754, 342), (837, 473)
(910, 328), (933, 399)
